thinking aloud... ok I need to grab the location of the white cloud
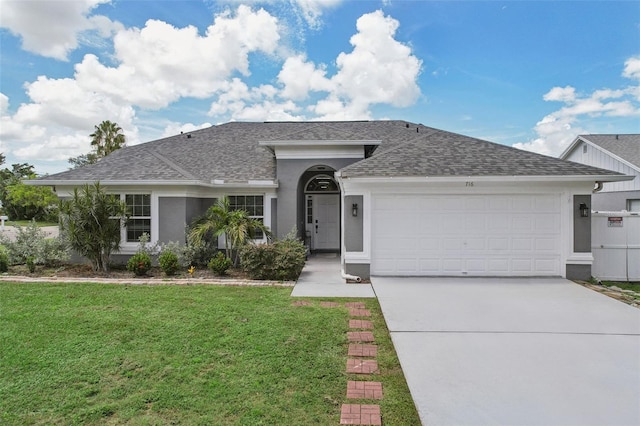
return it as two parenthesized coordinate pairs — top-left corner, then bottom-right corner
(224, 0), (342, 28)
(0, 0), (115, 60)
(161, 122), (212, 138)
(1, 6), (422, 170)
(0, 6), (280, 165)
(513, 58), (640, 156)
(214, 10), (422, 121)
(623, 56), (640, 80)
(543, 86), (576, 103)
(73, 6), (280, 109)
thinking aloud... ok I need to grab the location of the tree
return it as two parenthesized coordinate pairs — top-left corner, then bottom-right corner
(5, 183), (58, 221)
(0, 161), (56, 221)
(59, 182), (128, 272)
(189, 197), (271, 265)
(68, 120), (126, 168)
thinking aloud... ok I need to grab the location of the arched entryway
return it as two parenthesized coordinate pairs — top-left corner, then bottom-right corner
(302, 167), (340, 251)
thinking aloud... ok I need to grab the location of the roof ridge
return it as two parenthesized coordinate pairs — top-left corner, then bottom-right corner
(149, 150), (200, 180)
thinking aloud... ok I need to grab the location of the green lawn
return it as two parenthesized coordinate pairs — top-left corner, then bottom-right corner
(0, 283), (419, 425)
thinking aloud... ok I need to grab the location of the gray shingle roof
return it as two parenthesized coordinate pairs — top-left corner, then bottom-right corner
(579, 134), (640, 169)
(340, 128), (625, 178)
(36, 121), (624, 185)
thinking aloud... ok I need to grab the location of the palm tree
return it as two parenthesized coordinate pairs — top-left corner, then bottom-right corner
(90, 120), (126, 157)
(189, 197), (271, 264)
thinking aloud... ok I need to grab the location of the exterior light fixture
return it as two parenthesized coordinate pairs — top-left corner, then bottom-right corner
(352, 203), (358, 217)
(579, 203), (589, 218)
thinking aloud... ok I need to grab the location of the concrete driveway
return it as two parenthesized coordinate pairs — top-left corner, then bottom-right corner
(372, 277), (640, 426)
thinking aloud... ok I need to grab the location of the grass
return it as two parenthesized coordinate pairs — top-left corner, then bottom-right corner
(0, 283), (420, 425)
(601, 281), (640, 299)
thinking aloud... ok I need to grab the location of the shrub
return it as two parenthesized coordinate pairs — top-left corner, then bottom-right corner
(208, 251), (232, 276)
(26, 256), (36, 273)
(183, 233), (217, 267)
(127, 252), (151, 276)
(0, 246), (8, 272)
(2, 221), (69, 267)
(158, 250), (180, 276)
(59, 182), (128, 272)
(240, 234), (306, 281)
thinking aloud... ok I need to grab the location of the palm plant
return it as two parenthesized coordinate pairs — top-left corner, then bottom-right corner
(189, 197), (270, 265)
(59, 182), (128, 272)
(90, 120), (126, 157)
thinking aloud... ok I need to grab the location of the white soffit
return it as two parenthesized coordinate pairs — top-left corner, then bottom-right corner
(259, 140), (381, 160)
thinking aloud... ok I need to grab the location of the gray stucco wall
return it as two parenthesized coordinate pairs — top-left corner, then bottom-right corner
(573, 195), (591, 253)
(566, 264), (591, 281)
(158, 197), (216, 244)
(346, 263), (370, 279)
(592, 190), (640, 211)
(344, 195), (363, 252)
(275, 158), (360, 240)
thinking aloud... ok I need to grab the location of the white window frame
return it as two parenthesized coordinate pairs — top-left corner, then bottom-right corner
(228, 195), (266, 241)
(111, 193), (152, 249)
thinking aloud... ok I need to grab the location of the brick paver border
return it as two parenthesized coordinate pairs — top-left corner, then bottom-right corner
(347, 331), (375, 342)
(346, 359), (379, 374)
(348, 343), (378, 357)
(340, 404), (381, 425)
(347, 381), (383, 399)
(349, 308), (371, 317)
(349, 319), (373, 329)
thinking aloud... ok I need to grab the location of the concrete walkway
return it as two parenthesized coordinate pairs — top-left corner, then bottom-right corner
(291, 253), (375, 298)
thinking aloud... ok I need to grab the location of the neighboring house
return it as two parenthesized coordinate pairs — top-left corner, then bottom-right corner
(560, 134), (640, 212)
(32, 121), (632, 280)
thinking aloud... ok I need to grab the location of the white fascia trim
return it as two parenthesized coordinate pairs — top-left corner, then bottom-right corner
(27, 179), (279, 189)
(259, 140), (381, 147)
(566, 253), (594, 264)
(26, 179), (204, 186)
(344, 254), (370, 263)
(336, 174), (635, 183)
(558, 136), (582, 159)
(208, 180), (279, 188)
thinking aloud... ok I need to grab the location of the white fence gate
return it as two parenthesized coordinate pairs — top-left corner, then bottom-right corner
(591, 211), (640, 281)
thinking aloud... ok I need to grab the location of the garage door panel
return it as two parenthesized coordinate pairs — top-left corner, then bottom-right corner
(372, 194), (561, 276)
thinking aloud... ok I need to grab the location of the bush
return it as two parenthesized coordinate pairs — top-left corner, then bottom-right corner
(240, 235), (306, 281)
(0, 246), (8, 272)
(2, 221), (69, 266)
(26, 256), (36, 273)
(158, 249), (180, 276)
(127, 252), (152, 276)
(208, 251), (232, 276)
(183, 233), (217, 267)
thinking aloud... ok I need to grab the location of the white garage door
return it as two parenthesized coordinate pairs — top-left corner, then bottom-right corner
(371, 194), (561, 276)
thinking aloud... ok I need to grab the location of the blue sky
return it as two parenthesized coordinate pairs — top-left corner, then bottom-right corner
(1, 0), (639, 175)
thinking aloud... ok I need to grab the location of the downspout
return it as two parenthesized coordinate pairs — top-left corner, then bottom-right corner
(335, 170), (362, 283)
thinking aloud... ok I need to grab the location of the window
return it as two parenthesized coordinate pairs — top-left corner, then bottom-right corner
(125, 194), (151, 242)
(628, 199), (640, 212)
(305, 175), (339, 192)
(228, 195), (264, 239)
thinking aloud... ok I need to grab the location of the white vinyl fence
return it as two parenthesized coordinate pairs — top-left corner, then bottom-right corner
(591, 211), (640, 282)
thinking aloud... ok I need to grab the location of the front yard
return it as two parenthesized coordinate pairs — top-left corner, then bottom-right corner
(0, 283), (419, 425)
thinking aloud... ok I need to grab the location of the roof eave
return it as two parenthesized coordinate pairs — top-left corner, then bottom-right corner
(26, 179), (279, 189)
(336, 174), (634, 183)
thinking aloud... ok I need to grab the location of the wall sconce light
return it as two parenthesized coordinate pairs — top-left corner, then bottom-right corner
(579, 203), (589, 218)
(352, 203), (358, 217)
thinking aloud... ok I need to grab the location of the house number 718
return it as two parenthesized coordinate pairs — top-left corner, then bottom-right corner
(466, 181), (474, 187)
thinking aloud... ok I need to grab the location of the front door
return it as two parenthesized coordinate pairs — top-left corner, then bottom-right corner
(313, 194), (340, 250)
